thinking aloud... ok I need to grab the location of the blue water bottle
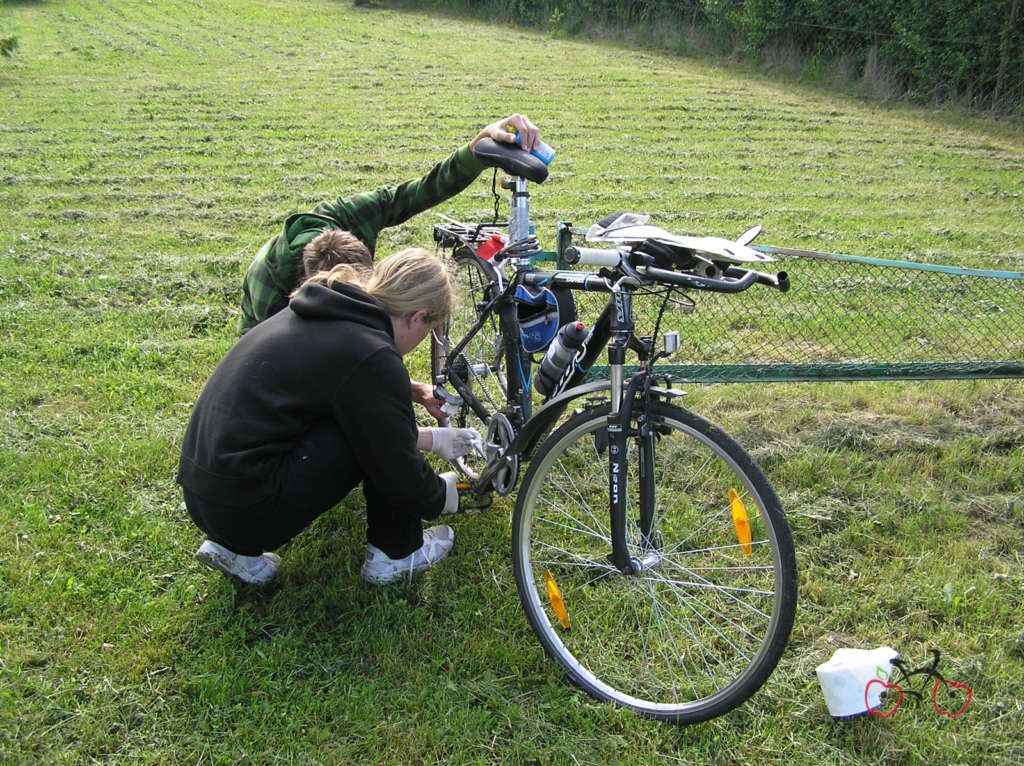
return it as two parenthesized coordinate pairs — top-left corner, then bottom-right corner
(512, 130), (556, 165)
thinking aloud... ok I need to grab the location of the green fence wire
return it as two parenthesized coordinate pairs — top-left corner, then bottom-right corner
(436, 223), (1024, 384)
(578, 246), (1024, 383)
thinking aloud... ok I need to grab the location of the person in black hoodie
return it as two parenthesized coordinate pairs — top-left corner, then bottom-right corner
(178, 248), (480, 585)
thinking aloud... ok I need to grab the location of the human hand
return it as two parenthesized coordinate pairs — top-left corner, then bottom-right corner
(471, 113), (540, 152)
(439, 471), (460, 515)
(429, 427), (483, 461)
(439, 471), (492, 515)
(411, 380), (447, 420)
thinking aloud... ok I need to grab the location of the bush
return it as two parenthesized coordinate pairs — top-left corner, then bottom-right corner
(389, 0), (1022, 112)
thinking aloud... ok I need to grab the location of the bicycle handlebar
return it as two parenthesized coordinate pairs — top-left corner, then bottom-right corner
(642, 263), (759, 292)
(563, 246), (789, 293)
(561, 246), (621, 267)
(723, 265), (790, 292)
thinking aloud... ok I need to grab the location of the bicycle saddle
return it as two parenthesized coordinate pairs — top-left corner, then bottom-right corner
(472, 138), (549, 184)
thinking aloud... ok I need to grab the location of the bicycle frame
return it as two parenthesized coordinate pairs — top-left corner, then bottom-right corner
(434, 247), (663, 555)
(432, 140), (788, 539)
(431, 141), (797, 722)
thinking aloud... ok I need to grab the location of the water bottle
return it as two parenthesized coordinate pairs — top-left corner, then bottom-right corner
(535, 321), (587, 397)
(513, 131), (556, 165)
(476, 233), (505, 261)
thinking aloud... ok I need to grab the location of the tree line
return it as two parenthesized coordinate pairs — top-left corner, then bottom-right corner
(388, 0), (1022, 113)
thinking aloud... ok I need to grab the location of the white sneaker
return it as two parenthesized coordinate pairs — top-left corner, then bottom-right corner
(195, 539), (278, 585)
(361, 525), (454, 585)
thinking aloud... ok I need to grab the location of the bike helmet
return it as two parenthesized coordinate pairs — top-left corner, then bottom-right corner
(514, 285), (577, 353)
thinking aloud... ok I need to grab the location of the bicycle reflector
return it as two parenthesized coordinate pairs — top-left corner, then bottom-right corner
(544, 569), (570, 629)
(729, 489), (753, 557)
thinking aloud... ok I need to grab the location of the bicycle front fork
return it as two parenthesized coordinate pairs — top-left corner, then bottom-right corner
(607, 370), (656, 574)
(605, 314), (660, 576)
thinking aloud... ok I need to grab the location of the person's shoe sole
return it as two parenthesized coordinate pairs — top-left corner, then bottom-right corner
(195, 540), (277, 585)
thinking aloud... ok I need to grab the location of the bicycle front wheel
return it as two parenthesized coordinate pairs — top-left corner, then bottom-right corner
(512, 401), (796, 723)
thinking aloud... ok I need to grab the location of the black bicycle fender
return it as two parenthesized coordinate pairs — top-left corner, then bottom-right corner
(509, 381), (611, 458)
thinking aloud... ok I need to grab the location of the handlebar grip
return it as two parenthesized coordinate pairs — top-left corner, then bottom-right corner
(642, 265), (759, 293)
(723, 266), (790, 293)
(563, 246), (622, 267)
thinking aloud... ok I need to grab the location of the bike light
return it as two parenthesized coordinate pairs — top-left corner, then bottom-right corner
(729, 489), (753, 557)
(544, 569), (571, 629)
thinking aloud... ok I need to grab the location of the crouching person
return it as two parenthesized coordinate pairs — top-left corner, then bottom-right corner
(177, 248), (480, 585)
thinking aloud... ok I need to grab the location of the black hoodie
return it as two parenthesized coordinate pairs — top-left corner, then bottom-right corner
(177, 280), (445, 517)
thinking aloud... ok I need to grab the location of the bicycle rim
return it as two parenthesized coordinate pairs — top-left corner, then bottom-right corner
(512, 402), (796, 722)
(437, 252), (506, 470)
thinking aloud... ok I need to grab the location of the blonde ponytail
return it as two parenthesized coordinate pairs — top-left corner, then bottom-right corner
(294, 247), (452, 323)
(365, 248), (453, 323)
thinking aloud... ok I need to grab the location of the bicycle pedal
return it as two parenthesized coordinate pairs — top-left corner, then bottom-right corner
(457, 484), (494, 511)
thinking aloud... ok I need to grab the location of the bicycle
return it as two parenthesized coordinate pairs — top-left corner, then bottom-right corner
(430, 138), (797, 724)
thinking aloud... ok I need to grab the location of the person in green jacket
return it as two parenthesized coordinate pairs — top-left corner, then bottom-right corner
(237, 113), (541, 418)
(238, 112), (541, 333)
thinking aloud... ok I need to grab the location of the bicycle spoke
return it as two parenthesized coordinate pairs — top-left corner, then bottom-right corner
(650, 583), (723, 695)
(643, 578), (701, 700)
(513, 402), (795, 722)
(656, 554), (775, 619)
(534, 508), (609, 546)
(644, 568), (769, 645)
(436, 252), (507, 478)
(549, 458), (610, 538)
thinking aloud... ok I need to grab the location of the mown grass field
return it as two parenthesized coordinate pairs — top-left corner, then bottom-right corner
(1, 1), (1022, 763)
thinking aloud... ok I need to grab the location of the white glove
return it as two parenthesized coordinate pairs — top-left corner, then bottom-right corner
(429, 427), (483, 461)
(440, 471), (459, 515)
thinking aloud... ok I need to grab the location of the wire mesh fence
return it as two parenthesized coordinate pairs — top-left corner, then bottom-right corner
(435, 224), (1024, 385)
(573, 249), (1024, 383)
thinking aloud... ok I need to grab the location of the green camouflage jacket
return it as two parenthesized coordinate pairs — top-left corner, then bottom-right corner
(238, 144), (485, 332)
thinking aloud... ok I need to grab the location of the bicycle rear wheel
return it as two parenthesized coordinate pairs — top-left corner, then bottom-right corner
(433, 249), (507, 474)
(511, 401), (796, 723)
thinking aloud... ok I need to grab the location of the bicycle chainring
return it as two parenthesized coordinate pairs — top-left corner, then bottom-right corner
(486, 412), (518, 496)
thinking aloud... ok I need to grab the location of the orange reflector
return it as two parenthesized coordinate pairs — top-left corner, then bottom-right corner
(729, 489), (753, 557)
(544, 569), (570, 629)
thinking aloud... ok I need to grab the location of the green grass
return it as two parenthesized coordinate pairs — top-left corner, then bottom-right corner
(1, 1), (1022, 763)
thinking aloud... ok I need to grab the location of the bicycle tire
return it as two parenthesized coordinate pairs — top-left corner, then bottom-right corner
(430, 252), (509, 473)
(436, 250), (507, 413)
(511, 401), (796, 723)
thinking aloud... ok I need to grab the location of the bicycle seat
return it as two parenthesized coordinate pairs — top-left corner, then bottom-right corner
(472, 138), (549, 184)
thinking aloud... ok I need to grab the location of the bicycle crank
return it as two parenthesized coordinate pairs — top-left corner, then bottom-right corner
(478, 412), (518, 496)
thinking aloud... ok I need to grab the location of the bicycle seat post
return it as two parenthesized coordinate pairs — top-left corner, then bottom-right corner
(508, 177), (533, 268)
